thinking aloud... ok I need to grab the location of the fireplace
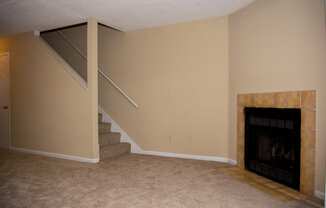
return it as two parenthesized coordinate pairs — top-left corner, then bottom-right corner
(244, 107), (301, 190)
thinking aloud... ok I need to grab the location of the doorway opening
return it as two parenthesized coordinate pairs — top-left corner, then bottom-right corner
(0, 52), (10, 149)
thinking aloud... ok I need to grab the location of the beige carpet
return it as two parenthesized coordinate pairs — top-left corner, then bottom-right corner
(0, 149), (316, 208)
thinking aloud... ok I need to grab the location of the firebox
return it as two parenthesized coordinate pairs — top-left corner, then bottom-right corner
(244, 107), (301, 190)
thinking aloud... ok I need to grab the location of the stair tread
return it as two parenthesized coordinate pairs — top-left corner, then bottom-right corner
(99, 131), (120, 135)
(99, 122), (111, 126)
(99, 121), (110, 125)
(100, 142), (129, 148)
(99, 131), (111, 134)
(98, 112), (129, 160)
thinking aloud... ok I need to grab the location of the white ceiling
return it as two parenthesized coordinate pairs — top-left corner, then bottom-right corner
(0, 0), (255, 36)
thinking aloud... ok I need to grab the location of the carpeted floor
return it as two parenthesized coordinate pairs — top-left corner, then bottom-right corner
(0, 149), (318, 208)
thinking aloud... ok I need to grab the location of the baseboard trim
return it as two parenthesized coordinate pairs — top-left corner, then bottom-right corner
(137, 150), (237, 165)
(314, 190), (325, 200)
(10, 147), (99, 163)
(98, 107), (237, 165)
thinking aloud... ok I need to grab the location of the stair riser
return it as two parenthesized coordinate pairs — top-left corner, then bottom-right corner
(100, 143), (131, 159)
(99, 123), (111, 133)
(99, 134), (121, 146)
(98, 113), (130, 160)
(98, 114), (103, 122)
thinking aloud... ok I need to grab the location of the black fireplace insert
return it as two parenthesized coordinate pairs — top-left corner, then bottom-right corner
(244, 107), (301, 190)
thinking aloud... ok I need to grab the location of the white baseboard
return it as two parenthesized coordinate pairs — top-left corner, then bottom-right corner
(98, 106), (238, 165)
(314, 190), (325, 200)
(138, 150), (237, 164)
(10, 147), (99, 163)
(98, 106), (237, 165)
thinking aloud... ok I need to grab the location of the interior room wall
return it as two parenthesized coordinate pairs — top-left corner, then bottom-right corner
(98, 17), (230, 158)
(229, 0), (326, 194)
(2, 0), (324, 197)
(8, 29), (98, 159)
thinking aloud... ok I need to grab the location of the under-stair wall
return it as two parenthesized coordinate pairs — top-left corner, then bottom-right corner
(41, 24), (87, 82)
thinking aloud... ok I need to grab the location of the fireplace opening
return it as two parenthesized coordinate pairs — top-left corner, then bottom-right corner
(244, 107), (301, 190)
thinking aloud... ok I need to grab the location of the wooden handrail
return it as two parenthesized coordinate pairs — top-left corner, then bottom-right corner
(56, 30), (139, 108)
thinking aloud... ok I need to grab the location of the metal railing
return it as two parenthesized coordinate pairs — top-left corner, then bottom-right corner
(56, 31), (139, 108)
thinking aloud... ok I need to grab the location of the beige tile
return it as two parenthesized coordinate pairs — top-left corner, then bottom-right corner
(301, 90), (316, 110)
(238, 94), (254, 106)
(252, 93), (275, 107)
(301, 109), (316, 132)
(236, 90), (316, 198)
(265, 182), (284, 190)
(301, 173), (315, 196)
(275, 91), (300, 108)
(300, 140), (315, 196)
(237, 122), (244, 138)
(277, 188), (302, 200)
(301, 129), (316, 150)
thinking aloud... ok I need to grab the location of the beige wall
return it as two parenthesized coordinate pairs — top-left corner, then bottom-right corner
(8, 30), (98, 159)
(229, 0), (326, 194)
(41, 25), (88, 81)
(99, 17), (230, 157)
(2, 0), (324, 196)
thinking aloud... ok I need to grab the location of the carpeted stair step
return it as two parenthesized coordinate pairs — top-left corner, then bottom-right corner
(99, 132), (121, 146)
(100, 143), (131, 159)
(98, 113), (103, 122)
(99, 122), (111, 134)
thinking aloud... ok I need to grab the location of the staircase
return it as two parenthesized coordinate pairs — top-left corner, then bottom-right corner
(98, 113), (131, 160)
(40, 25), (135, 160)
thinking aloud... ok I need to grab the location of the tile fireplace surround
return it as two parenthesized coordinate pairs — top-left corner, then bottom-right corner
(237, 90), (316, 196)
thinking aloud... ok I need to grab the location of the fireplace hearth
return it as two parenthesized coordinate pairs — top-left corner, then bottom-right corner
(245, 107), (301, 190)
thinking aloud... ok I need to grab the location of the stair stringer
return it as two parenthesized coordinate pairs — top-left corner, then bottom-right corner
(98, 106), (142, 154)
